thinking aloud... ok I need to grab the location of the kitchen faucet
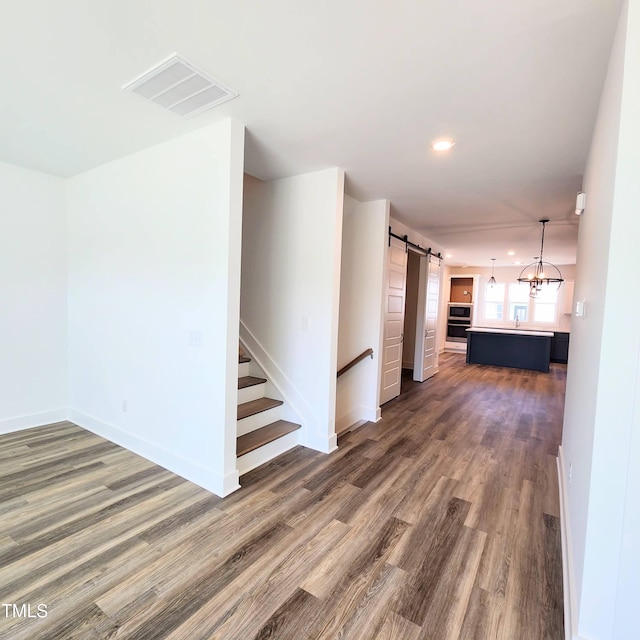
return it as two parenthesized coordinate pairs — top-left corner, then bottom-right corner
(515, 313), (520, 328)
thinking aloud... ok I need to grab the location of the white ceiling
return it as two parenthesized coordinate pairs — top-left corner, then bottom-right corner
(0, 0), (623, 267)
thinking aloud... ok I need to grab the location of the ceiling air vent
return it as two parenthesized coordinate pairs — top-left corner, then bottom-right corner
(123, 55), (238, 119)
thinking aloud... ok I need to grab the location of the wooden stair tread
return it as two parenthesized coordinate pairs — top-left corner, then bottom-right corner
(236, 420), (301, 457)
(237, 397), (283, 420)
(239, 355), (250, 364)
(238, 375), (267, 389)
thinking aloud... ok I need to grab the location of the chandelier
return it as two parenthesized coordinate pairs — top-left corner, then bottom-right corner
(517, 219), (564, 298)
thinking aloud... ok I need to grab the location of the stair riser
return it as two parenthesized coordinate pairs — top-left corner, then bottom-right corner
(237, 406), (283, 437)
(236, 430), (301, 476)
(237, 383), (267, 404)
(238, 361), (251, 377)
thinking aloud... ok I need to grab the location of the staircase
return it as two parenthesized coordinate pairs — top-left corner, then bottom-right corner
(236, 350), (302, 476)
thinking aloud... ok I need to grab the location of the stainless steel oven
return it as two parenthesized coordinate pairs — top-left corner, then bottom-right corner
(447, 319), (471, 342)
(447, 304), (472, 342)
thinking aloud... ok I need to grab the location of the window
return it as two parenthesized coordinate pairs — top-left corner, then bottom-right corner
(481, 281), (559, 325)
(533, 285), (559, 322)
(484, 283), (505, 320)
(508, 283), (529, 322)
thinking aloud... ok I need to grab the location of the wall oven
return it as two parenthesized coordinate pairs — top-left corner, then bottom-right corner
(447, 304), (472, 342)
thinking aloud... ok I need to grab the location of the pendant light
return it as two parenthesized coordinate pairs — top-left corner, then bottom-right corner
(516, 219), (564, 298)
(488, 258), (497, 287)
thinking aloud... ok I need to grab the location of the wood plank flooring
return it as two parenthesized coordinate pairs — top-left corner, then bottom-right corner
(0, 353), (565, 639)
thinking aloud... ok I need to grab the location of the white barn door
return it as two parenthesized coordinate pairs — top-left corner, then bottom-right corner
(414, 254), (440, 382)
(380, 238), (407, 404)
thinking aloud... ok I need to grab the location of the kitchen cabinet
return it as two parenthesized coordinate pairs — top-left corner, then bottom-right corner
(550, 332), (570, 364)
(466, 327), (552, 372)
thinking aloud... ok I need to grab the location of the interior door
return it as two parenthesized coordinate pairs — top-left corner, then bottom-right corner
(380, 237), (407, 404)
(421, 255), (440, 380)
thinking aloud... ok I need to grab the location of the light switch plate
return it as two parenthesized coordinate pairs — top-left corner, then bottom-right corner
(575, 300), (586, 318)
(189, 329), (204, 347)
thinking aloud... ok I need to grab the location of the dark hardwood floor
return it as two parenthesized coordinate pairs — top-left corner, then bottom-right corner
(0, 353), (565, 639)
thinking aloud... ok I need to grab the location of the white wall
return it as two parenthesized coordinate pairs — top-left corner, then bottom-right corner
(438, 262), (451, 352)
(388, 216), (444, 257)
(610, 10), (640, 629)
(241, 168), (345, 452)
(614, 357), (640, 639)
(336, 195), (389, 432)
(562, 1), (640, 637)
(0, 162), (67, 432)
(66, 120), (245, 497)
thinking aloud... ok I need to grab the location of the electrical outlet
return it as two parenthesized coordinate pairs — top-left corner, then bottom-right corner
(302, 316), (309, 331)
(568, 463), (573, 483)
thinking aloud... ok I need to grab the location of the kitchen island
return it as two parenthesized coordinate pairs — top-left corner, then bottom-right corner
(466, 327), (553, 372)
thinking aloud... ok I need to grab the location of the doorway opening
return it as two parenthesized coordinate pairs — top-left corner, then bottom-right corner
(401, 249), (421, 394)
(380, 237), (441, 405)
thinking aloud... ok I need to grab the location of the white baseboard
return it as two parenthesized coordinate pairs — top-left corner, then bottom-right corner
(336, 405), (379, 434)
(337, 419), (368, 436)
(336, 407), (363, 434)
(558, 446), (581, 640)
(68, 408), (240, 498)
(0, 408), (69, 435)
(304, 429), (337, 454)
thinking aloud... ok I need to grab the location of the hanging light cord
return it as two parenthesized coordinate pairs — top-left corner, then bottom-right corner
(488, 258), (496, 286)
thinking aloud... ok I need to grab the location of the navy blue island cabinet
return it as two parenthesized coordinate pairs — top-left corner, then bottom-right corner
(466, 327), (553, 373)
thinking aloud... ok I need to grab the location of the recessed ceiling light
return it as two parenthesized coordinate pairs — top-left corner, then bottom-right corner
(514, 261), (522, 265)
(431, 138), (455, 152)
(507, 250), (515, 256)
(445, 253), (452, 258)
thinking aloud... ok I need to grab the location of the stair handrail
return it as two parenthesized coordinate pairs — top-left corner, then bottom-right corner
(337, 348), (374, 378)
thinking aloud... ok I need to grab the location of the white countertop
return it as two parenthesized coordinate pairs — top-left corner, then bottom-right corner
(466, 327), (554, 337)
